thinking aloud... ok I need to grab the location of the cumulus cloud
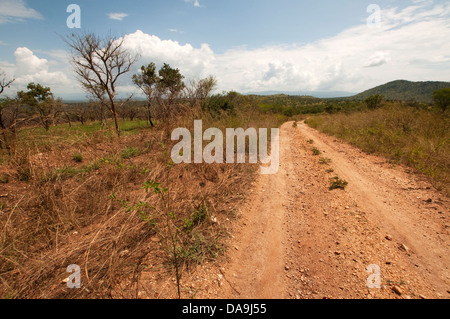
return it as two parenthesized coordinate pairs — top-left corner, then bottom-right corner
(0, 47), (71, 96)
(122, 30), (215, 80)
(228, 2), (450, 92)
(0, 0), (43, 24)
(184, 0), (201, 8)
(116, 2), (450, 95)
(107, 13), (128, 21)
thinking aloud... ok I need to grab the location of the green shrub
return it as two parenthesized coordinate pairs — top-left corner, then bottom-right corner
(72, 153), (83, 162)
(364, 94), (384, 109)
(184, 204), (208, 233)
(319, 157), (332, 165)
(433, 88), (450, 112)
(312, 147), (321, 156)
(329, 176), (348, 190)
(121, 147), (141, 159)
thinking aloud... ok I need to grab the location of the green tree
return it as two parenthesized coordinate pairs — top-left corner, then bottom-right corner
(433, 88), (450, 112)
(155, 64), (185, 122)
(132, 63), (158, 127)
(364, 94), (384, 110)
(18, 83), (62, 131)
(204, 93), (235, 116)
(157, 63), (185, 97)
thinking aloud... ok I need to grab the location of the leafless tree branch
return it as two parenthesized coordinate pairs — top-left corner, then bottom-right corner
(65, 32), (139, 136)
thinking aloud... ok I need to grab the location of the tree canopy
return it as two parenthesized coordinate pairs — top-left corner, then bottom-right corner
(433, 88), (450, 112)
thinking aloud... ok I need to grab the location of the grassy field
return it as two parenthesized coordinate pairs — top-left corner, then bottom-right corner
(306, 103), (450, 194)
(1, 120), (151, 163)
(0, 108), (288, 299)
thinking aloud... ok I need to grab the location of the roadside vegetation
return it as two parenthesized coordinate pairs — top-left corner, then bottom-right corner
(306, 100), (450, 195)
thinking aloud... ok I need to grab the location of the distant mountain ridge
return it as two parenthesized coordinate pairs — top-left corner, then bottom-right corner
(247, 80), (450, 102)
(247, 90), (356, 98)
(351, 80), (450, 103)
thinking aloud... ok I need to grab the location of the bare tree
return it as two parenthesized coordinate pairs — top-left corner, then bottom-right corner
(0, 72), (15, 96)
(65, 32), (139, 136)
(185, 75), (217, 109)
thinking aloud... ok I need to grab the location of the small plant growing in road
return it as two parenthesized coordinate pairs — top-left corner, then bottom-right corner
(329, 176), (348, 190)
(72, 153), (83, 162)
(307, 139), (314, 144)
(292, 121), (297, 128)
(326, 168), (334, 173)
(319, 157), (331, 165)
(312, 147), (321, 156)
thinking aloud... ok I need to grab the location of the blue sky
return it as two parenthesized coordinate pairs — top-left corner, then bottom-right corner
(1, 0), (449, 99)
(1, 0), (375, 54)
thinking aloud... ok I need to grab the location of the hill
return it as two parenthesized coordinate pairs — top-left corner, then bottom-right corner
(248, 90), (356, 98)
(352, 80), (450, 103)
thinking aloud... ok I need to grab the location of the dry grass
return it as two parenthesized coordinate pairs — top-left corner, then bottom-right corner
(0, 107), (281, 298)
(306, 103), (450, 195)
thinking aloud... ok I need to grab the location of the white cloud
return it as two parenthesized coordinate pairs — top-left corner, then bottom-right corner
(184, 0), (201, 8)
(0, 47), (71, 96)
(107, 13), (128, 21)
(0, 0), (43, 24)
(122, 30), (215, 81)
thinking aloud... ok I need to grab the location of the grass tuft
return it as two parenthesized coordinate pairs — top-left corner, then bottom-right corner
(329, 176), (348, 190)
(306, 103), (450, 194)
(312, 147), (321, 156)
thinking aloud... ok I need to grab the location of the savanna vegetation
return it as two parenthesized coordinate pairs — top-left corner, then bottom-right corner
(0, 33), (292, 299)
(306, 100), (450, 195)
(0, 32), (448, 299)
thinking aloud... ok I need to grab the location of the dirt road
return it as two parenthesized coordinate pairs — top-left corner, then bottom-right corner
(195, 121), (449, 299)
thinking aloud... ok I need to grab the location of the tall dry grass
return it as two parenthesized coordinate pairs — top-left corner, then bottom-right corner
(0, 103), (283, 298)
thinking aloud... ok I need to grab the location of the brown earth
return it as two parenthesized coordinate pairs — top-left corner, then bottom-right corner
(185, 121), (449, 299)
